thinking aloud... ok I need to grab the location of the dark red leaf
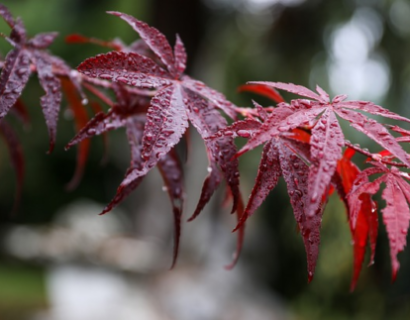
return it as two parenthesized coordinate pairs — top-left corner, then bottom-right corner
(348, 164), (410, 281)
(182, 78), (238, 119)
(225, 195), (245, 270)
(251, 100), (269, 120)
(336, 109), (410, 167)
(350, 194), (373, 291)
(78, 51), (172, 88)
(382, 175), (410, 280)
(185, 90), (240, 218)
(237, 107), (323, 158)
(238, 141), (281, 225)
(157, 149), (184, 268)
(307, 110), (344, 217)
(278, 139), (322, 281)
(0, 4), (15, 28)
(315, 85), (330, 102)
(65, 33), (123, 51)
(347, 168), (384, 227)
(125, 116), (146, 166)
(65, 111), (124, 150)
(238, 84), (284, 104)
(100, 167), (147, 215)
(28, 32), (58, 49)
(141, 84), (189, 165)
(173, 34), (186, 77)
(108, 11), (177, 76)
(249, 81), (323, 102)
(336, 148), (378, 290)
(187, 162), (222, 222)
(339, 101), (410, 124)
(0, 48), (31, 119)
(31, 51), (62, 153)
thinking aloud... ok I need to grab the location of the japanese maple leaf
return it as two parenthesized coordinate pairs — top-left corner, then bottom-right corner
(348, 161), (410, 280)
(0, 4), (63, 152)
(238, 82), (410, 219)
(66, 83), (185, 266)
(214, 103), (323, 281)
(334, 148), (378, 290)
(76, 12), (241, 219)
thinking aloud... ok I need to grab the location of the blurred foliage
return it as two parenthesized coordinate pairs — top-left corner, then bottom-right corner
(0, 262), (47, 318)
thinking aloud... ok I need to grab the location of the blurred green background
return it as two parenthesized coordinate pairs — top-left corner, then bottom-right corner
(1, 0), (410, 319)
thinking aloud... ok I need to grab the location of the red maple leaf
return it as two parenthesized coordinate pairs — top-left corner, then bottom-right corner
(76, 12), (242, 221)
(66, 82), (186, 266)
(348, 161), (410, 281)
(238, 82), (410, 220)
(0, 4), (95, 155)
(0, 5), (62, 152)
(212, 103), (323, 280)
(335, 148), (378, 291)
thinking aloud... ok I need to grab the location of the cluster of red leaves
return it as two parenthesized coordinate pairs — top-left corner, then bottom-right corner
(226, 82), (410, 289)
(0, 6), (243, 269)
(2, 5), (410, 289)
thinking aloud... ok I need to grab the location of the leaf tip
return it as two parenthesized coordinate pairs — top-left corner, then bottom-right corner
(349, 282), (357, 293)
(307, 271), (314, 283)
(106, 11), (120, 16)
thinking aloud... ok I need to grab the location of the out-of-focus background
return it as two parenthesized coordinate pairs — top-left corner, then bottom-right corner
(1, 0), (410, 319)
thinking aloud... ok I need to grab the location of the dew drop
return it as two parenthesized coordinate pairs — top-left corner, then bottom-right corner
(311, 192), (318, 203)
(116, 76), (128, 83)
(99, 73), (113, 80)
(237, 130), (251, 138)
(162, 130), (175, 137)
(207, 166), (212, 173)
(16, 68), (27, 76)
(81, 98), (88, 105)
